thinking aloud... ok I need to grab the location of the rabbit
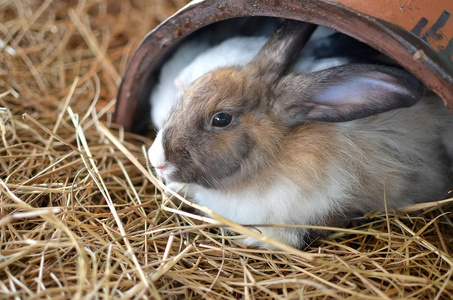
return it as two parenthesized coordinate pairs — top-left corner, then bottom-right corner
(148, 20), (453, 249)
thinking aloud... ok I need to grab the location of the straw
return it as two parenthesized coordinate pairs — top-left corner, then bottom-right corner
(0, 1), (452, 299)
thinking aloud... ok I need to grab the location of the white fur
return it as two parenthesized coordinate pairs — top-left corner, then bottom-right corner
(148, 131), (178, 178)
(148, 131), (165, 168)
(174, 36), (268, 90)
(148, 131), (193, 200)
(193, 168), (350, 249)
(150, 39), (210, 129)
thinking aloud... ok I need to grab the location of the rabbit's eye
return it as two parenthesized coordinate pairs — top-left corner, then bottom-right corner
(212, 112), (232, 127)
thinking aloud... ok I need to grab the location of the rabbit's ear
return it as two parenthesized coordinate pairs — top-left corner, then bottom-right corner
(248, 19), (317, 83)
(272, 64), (424, 126)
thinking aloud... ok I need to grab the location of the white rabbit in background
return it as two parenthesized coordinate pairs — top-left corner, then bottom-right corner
(150, 39), (210, 129)
(174, 36), (268, 92)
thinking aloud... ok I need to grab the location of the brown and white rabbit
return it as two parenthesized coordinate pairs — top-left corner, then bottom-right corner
(149, 20), (453, 249)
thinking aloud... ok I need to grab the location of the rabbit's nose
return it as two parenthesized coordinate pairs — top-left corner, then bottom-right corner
(154, 164), (168, 171)
(153, 161), (178, 179)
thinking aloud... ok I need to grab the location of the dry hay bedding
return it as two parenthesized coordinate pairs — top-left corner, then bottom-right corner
(0, 0), (452, 299)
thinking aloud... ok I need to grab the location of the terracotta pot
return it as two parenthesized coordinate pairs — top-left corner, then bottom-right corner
(116, 0), (453, 133)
